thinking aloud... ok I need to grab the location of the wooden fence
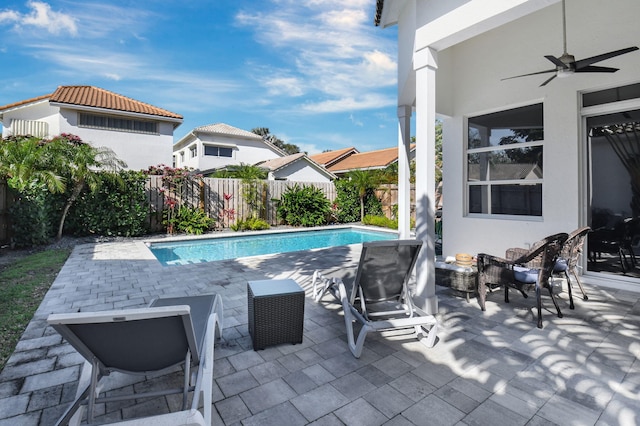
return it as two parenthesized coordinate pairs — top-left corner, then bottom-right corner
(375, 184), (416, 221)
(146, 176), (337, 231)
(0, 178), (413, 241)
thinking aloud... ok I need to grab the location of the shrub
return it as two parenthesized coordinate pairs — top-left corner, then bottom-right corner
(66, 171), (149, 237)
(8, 185), (54, 247)
(363, 214), (398, 230)
(277, 184), (331, 227)
(230, 217), (270, 231)
(166, 206), (215, 235)
(334, 179), (382, 223)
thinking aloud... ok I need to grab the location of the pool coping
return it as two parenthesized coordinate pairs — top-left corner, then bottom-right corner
(143, 224), (399, 246)
(142, 224), (401, 266)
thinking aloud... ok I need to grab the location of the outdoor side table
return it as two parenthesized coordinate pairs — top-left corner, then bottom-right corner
(435, 261), (478, 302)
(247, 279), (305, 350)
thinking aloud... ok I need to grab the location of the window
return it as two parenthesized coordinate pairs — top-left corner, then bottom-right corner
(467, 103), (543, 216)
(79, 113), (158, 134)
(179, 151), (185, 163)
(204, 146), (233, 157)
(190, 145), (197, 158)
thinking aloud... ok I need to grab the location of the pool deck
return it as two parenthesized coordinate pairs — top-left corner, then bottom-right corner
(0, 239), (639, 425)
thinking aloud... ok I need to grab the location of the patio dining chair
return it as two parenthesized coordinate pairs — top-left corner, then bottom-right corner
(477, 232), (568, 328)
(47, 294), (223, 426)
(316, 239), (438, 358)
(505, 226), (591, 309)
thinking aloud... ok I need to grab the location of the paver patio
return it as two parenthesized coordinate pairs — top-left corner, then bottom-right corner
(0, 238), (639, 425)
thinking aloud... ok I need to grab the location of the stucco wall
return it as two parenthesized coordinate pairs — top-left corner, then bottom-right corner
(433, 0), (640, 257)
(57, 109), (174, 171)
(175, 133), (282, 173)
(273, 160), (332, 183)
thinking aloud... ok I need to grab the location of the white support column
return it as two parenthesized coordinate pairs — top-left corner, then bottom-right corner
(397, 105), (412, 239)
(412, 46), (438, 315)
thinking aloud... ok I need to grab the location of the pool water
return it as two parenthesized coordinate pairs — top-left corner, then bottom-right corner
(149, 228), (397, 266)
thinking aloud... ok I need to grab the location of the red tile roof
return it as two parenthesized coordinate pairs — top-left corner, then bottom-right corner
(0, 86), (182, 120)
(328, 144), (415, 173)
(309, 147), (358, 167)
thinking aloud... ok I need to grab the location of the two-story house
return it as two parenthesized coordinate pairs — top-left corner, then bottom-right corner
(0, 85), (183, 170)
(173, 123), (286, 174)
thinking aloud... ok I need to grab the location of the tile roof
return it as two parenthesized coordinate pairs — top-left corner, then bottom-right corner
(194, 123), (263, 140)
(258, 153), (306, 171)
(0, 86), (182, 119)
(327, 145), (415, 173)
(309, 147), (358, 167)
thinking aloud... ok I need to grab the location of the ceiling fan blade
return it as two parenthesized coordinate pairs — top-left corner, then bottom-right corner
(539, 74), (557, 87)
(501, 69), (556, 81)
(545, 55), (569, 68)
(574, 46), (639, 69)
(574, 65), (619, 73)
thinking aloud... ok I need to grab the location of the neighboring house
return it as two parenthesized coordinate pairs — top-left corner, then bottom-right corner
(324, 145), (416, 177)
(173, 123), (286, 174)
(0, 85), (182, 170)
(376, 0), (640, 313)
(309, 146), (359, 169)
(257, 153), (336, 182)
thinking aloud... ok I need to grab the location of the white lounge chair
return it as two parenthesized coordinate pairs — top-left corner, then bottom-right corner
(47, 294), (223, 426)
(316, 239), (438, 358)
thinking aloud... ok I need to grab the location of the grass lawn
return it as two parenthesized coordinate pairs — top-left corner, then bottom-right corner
(0, 249), (70, 372)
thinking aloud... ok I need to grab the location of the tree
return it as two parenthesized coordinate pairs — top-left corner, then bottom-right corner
(251, 127), (301, 155)
(210, 163), (268, 180)
(346, 169), (382, 222)
(0, 136), (65, 193)
(46, 134), (126, 240)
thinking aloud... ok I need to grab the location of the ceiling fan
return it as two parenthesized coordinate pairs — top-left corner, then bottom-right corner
(502, 0), (638, 86)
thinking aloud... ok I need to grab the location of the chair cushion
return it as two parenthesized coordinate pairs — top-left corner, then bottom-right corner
(513, 266), (539, 283)
(553, 258), (568, 272)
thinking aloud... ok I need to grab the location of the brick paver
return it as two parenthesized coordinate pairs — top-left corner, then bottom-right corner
(0, 234), (639, 425)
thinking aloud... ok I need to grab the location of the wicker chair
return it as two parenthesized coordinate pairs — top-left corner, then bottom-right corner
(505, 227), (591, 309)
(477, 232), (568, 328)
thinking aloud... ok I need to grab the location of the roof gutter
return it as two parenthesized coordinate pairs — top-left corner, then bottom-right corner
(49, 102), (184, 125)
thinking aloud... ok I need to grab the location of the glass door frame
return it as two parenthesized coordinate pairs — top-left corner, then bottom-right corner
(581, 96), (640, 284)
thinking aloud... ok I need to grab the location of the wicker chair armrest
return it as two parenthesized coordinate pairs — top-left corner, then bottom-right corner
(476, 253), (512, 269)
(506, 247), (543, 268)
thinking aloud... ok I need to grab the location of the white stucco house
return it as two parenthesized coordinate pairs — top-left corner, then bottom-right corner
(377, 0), (640, 314)
(0, 86), (183, 171)
(257, 153), (336, 182)
(173, 123), (286, 174)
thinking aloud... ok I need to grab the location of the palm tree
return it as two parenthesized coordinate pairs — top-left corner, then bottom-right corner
(0, 136), (65, 193)
(46, 135), (126, 240)
(346, 169), (381, 222)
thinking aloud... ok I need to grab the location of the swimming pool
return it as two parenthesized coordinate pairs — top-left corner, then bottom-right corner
(148, 227), (397, 266)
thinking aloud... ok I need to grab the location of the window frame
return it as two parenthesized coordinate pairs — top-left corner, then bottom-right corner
(78, 112), (159, 135)
(204, 145), (234, 158)
(465, 103), (544, 219)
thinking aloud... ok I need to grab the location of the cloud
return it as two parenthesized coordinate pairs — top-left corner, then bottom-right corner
(349, 114), (363, 127)
(235, 0), (397, 113)
(1, 1), (77, 35)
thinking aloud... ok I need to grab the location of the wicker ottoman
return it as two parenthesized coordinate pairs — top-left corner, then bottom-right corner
(247, 279), (305, 350)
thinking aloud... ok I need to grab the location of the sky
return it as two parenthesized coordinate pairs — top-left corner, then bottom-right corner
(0, 0), (400, 155)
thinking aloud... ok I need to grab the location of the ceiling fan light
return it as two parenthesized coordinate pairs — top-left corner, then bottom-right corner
(557, 68), (575, 78)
